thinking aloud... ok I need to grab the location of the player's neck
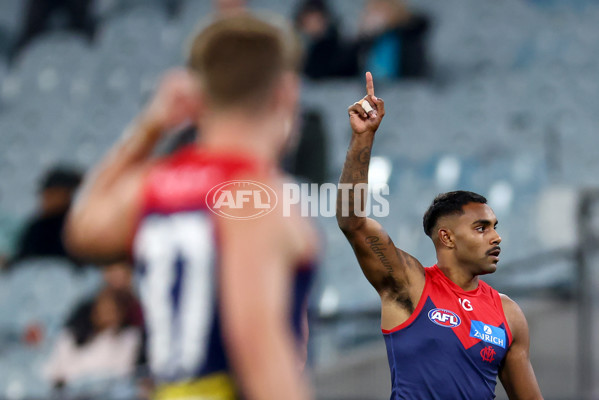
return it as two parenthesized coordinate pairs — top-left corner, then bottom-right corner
(436, 261), (479, 291)
(199, 113), (283, 166)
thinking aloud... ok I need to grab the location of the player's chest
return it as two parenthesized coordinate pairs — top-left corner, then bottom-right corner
(419, 292), (510, 367)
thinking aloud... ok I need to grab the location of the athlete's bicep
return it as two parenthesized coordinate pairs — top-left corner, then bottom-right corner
(499, 295), (544, 400)
(342, 217), (424, 294)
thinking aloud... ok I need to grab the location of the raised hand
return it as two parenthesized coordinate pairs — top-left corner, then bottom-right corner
(347, 72), (385, 135)
(142, 68), (202, 134)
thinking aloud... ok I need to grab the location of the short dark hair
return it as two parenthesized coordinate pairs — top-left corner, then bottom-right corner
(422, 191), (487, 238)
(39, 166), (82, 191)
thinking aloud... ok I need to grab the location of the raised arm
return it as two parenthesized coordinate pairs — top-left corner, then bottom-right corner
(336, 73), (424, 314)
(64, 70), (200, 262)
(336, 72), (385, 234)
(499, 295), (544, 400)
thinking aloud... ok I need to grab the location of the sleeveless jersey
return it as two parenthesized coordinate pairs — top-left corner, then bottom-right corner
(132, 146), (314, 393)
(383, 265), (512, 400)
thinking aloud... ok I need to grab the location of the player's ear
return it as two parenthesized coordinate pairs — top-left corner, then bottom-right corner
(438, 228), (455, 249)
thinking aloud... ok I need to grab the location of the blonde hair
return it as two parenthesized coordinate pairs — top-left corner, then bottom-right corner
(187, 12), (302, 109)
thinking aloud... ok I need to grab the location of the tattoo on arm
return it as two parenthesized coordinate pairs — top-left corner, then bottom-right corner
(366, 236), (415, 312)
(338, 133), (374, 224)
(353, 170), (366, 180)
(358, 147), (371, 165)
(365, 236), (393, 275)
(347, 189), (355, 211)
(340, 146), (371, 182)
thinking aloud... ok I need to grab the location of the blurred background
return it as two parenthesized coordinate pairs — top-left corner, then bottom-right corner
(0, 0), (598, 399)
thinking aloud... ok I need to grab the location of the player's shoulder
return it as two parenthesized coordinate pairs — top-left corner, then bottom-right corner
(499, 292), (518, 308)
(216, 173), (316, 245)
(499, 293), (529, 340)
(400, 248), (425, 273)
(217, 168), (319, 264)
(499, 293), (523, 316)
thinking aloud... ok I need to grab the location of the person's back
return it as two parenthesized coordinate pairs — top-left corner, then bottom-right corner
(133, 146), (316, 396)
(65, 12), (316, 400)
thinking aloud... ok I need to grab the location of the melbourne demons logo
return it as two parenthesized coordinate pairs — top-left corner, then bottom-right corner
(480, 346), (496, 363)
(428, 308), (461, 328)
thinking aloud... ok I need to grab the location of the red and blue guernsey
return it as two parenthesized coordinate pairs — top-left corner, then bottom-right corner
(132, 146), (314, 397)
(383, 265), (512, 400)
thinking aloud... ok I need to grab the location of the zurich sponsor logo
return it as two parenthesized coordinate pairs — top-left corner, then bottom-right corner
(470, 320), (507, 348)
(428, 308), (461, 328)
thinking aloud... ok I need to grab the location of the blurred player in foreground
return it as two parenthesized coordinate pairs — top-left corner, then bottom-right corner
(337, 72), (543, 399)
(65, 13), (317, 400)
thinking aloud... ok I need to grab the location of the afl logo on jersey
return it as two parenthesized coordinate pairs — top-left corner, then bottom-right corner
(206, 180), (278, 220)
(428, 308), (461, 328)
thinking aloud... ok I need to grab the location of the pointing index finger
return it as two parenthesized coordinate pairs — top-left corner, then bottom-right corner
(365, 71), (375, 97)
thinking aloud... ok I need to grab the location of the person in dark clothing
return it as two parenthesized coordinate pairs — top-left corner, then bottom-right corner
(8, 0), (97, 64)
(294, 0), (358, 79)
(357, 0), (430, 80)
(10, 166), (82, 266)
(283, 109), (329, 185)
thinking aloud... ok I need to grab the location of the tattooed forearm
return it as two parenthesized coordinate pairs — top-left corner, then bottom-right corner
(358, 146), (371, 165)
(337, 135), (375, 227)
(352, 170), (367, 180)
(340, 145), (371, 183)
(358, 146), (370, 164)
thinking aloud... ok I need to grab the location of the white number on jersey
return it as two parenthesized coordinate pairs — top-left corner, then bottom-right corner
(134, 211), (215, 379)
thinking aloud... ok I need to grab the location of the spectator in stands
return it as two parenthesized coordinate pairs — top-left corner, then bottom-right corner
(9, 165), (82, 267)
(65, 262), (144, 336)
(356, 0), (430, 80)
(8, 0), (97, 64)
(294, 0), (358, 79)
(43, 287), (142, 388)
(23, 262), (143, 352)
